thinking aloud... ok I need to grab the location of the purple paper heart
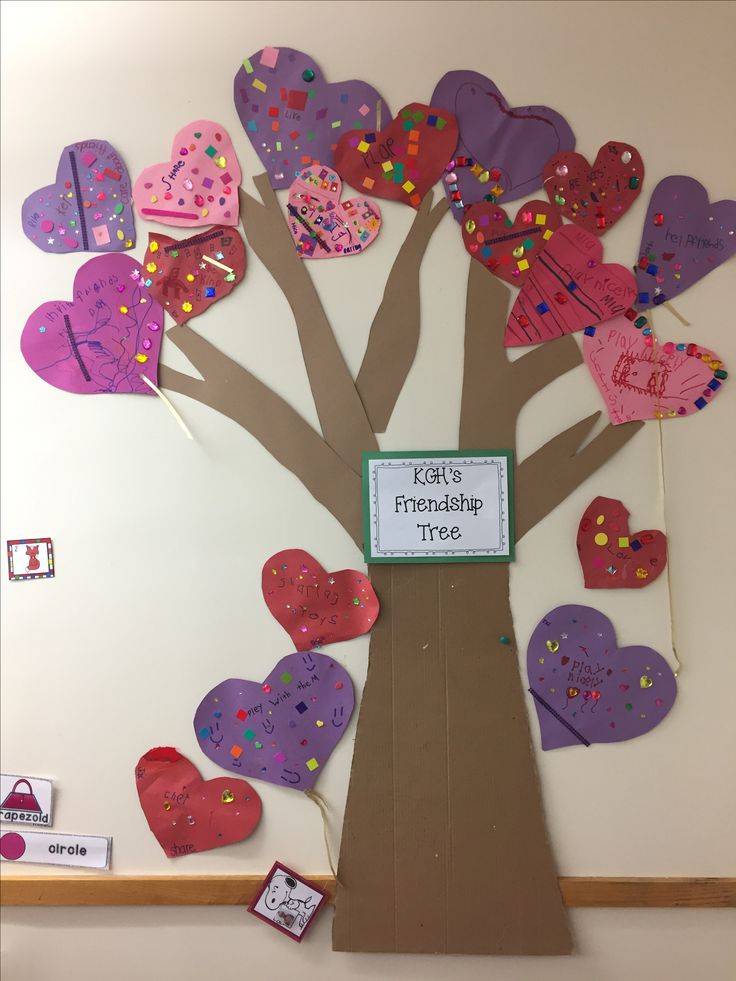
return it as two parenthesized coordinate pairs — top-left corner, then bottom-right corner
(526, 605), (676, 750)
(21, 254), (163, 395)
(431, 70), (575, 221)
(22, 139), (135, 254)
(193, 652), (354, 790)
(635, 175), (736, 310)
(234, 46), (389, 189)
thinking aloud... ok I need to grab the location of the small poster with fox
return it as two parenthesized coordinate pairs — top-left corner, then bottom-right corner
(7, 538), (55, 581)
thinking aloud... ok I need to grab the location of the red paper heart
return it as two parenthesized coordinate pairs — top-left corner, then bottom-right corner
(135, 747), (261, 858)
(543, 141), (644, 235)
(287, 166), (381, 259)
(262, 549), (379, 651)
(461, 199), (562, 286)
(334, 102), (458, 208)
(577, 496), (667, 589)
(143, 227), (246, 324)
(505, 225), (637, 347)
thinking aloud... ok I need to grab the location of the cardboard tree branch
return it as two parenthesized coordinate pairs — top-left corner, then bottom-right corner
(160, 326), (363, 547)
(238, 176), (377, 475)
(355, 192), (449, 432)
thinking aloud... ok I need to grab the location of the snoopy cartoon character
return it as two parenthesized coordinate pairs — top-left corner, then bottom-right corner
(264, 873), (315, 931)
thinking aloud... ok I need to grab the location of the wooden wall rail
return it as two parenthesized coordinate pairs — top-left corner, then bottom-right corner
(2, 876), (734, 908)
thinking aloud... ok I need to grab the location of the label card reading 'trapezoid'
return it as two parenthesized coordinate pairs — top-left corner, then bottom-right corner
(363, 451), (514, 563)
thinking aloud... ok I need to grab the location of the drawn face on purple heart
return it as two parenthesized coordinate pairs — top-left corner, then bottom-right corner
(526, 605), (677, 750)
(193, 652), (354, 791)
(431, 70), (575, 221)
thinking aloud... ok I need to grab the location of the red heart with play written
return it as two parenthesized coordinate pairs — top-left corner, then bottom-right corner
(577, 496), (667, 589)
(334, 102), (458, 208)
(262, 549), (379, 651)
(543, 141), (644, 235)
(135, 747), (261, 858)
(461, 199), (562, 286)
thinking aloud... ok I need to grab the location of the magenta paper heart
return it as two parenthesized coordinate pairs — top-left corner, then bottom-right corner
(21, 254), (163, 395)
(234, 46), (389, 189)
(635, 175), (736, 309)
(22, 139), (135, 254)
(133, 120), (240, 227)
(193, 652), (355, 791)
(505, 225), (637, 347)
(583, 313), (727, 424)
(527, 605), (677, 750)
(286, 165), (381, 258)
(431, 70), (575, 220)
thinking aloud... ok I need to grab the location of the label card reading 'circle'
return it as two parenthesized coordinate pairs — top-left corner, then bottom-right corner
(0, 830), (111, 869)
(363, 451), (514, 563)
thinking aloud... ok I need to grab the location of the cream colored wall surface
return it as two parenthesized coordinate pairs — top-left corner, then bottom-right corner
(1, 0), (735, 978)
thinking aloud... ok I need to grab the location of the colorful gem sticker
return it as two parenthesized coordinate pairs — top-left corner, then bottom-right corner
(526, 605), (677, 750)
(577, 496), (667, 589)
(334, 102), (458, 208)
(234, 46), (389, 189)
(286, 166), (381, 259)
(135, 747), (261, 858)
(22, 139), (134, 254)
(194, 652), (355, 791)
(461, 199), (562, 285)
(7, 538), (54, 581)
(133, 121), (240, 227)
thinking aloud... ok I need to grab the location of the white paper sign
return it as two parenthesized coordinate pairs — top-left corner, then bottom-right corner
(363, 451), (514, 563)
(0, 830), (111, 869)
(0, 774), (54, 826)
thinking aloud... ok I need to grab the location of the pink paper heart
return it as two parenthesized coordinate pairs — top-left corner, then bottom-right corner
(286, 164), (381, 259)
(133, 120), (240, 227)
(583, 313), (727, 424)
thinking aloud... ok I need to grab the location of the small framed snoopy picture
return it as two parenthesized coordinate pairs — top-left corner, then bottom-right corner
(7, 538), (55, 581)
(248, 862), (329, 942)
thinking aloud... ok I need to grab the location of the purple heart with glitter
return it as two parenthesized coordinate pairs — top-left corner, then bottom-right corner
(193, 652), (354, 791)
(526, 605), (677, 750)
(234, 46), (390, 189)
(431, 70), (575, 221)
(635, 175), (736, 310)
(21, 139), (135, 254)
(21, 254), (163, 395)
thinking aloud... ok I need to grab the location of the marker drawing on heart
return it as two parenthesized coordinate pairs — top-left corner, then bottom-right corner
(577, 496), (667, 589)
(461, 199), (562, 285)
(286, 166), (382, 258)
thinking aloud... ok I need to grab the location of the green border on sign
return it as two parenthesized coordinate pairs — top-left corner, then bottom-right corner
(362, 449), (515, 564)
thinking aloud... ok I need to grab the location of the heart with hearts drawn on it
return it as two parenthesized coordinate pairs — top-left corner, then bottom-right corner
(543, 141), (644, 235)
(583, 313), (728, 425)
(286, 165), (382, 258)
(527, 605), (677, 750)
(136, 747), (261, 857)
(577, 496), (667, 589)
(505, 224), (637, 347)
(334, 102), (458, 208)
(193, 652), (355, 791)
(21, 254), (163, 396)
(133, 120), (240, 228)
(461, 199), (562, 286)
(262, 548), (379, 650)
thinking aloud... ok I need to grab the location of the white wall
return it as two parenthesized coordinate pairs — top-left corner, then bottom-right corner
(1, 1), (734, 979)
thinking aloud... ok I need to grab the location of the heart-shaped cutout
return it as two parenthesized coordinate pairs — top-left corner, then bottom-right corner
(235, 46), (389, 189)
(583, 313), (727, 424)
(194, 652), (355, 791)
(543, 141), (644, 235)
(577, 496), (667, 589)
(133, 120), (240, 227)
(287, 166), (382, 258)
(21, 254), (164, 395)
(136, 747), (261, 857)
(505, 225), (637, 347)
(461, 199), (562, 285)
(635, 176), (736, 309)
(263, 549), (379, 649)
(431, 70), (575, 220)
(527, 605), (677, 750)
(143, 227), (246, 324)
(334, 102), (458, 208)
(22, 139), (135, 254)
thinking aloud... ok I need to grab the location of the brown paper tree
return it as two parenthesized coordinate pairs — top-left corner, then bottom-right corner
(159, 174), (643, 954)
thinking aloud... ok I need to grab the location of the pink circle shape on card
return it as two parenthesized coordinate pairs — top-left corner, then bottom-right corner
(0, 832), (26, 860)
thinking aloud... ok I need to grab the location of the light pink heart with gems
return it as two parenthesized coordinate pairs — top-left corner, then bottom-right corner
(286, 164), (382, 259)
